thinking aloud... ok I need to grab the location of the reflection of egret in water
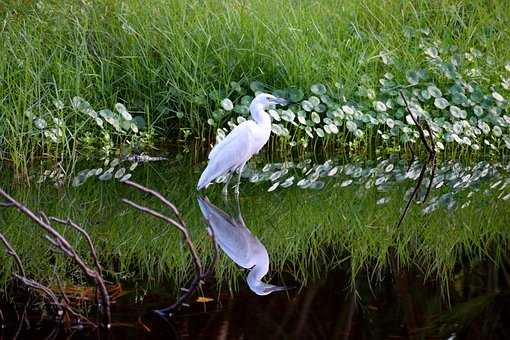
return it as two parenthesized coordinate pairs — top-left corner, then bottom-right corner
(197, 196), (288, 296)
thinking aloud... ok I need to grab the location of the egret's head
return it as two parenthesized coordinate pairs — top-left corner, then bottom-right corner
(252, 93), (287, 108)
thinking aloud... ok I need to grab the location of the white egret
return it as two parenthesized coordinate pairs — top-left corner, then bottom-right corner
(197, 196), (288, 296)
(197, 93), (287, 195)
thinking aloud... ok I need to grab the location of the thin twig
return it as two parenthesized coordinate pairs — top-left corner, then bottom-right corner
(0, 233), (26, 277)
(122, 180), (188, 228)
(121, 180), (203, 275)
(406, 143), (415, 172)
(48, 217), (103, 277)
(396, 91), (437, 229)
(396, 161), (429, 229)
(13, 274), (63, 315)
(400, 92), (433, 154)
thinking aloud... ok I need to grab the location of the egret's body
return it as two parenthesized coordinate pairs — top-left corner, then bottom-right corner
(197, 93), (286, 193)
(197, 196), (288, 296)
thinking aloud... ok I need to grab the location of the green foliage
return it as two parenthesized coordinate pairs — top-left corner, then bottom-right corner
(1, 0), (510, 176)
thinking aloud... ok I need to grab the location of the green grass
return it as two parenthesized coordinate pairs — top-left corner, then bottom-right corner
(1, 0), (510, 175)
(1, 162), (508, 293)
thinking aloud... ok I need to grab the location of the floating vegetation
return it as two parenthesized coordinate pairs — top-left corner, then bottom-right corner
(244, 157), (510, 216)
(71, 153), (167, 187)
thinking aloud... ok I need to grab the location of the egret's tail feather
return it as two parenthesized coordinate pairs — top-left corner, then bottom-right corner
(197, 162), (228, 190)
(197, 172), (210, 190)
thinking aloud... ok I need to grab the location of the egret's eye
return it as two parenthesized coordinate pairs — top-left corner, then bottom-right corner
(266, 96), (271, 100)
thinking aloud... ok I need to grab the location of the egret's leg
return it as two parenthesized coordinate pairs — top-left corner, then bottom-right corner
(233, 163), (246, 198)
(222, 172), (233, 198)
(234, 191), (244, 224)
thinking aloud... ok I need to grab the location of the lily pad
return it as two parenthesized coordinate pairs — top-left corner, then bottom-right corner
(346, 120), (357, 132)
(427, 85), (442, 98)
(34, 118), (47, 130)
(250, 81), (266, 92)
(311, 83), (327, 95)
(221, 98), (234, 111)
(302, 100), (313, 112)
(115, 103), (132, 121)
(434, 97), (449, 110)
(288, 88), (304, 102)
(311, 112), (321, 124)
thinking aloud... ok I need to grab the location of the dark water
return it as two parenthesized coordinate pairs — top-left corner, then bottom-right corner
(1, 260), (509, 339)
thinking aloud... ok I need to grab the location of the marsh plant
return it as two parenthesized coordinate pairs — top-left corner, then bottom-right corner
(211, 39), (509, 158)
(19, 97), (149, 156)
(71, 97), (151, 157)
(27, 96), (154, 185)
(2, 0), (510, 178)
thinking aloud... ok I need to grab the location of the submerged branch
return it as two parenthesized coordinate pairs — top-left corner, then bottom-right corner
(122, 180), (218, 316)
(122, 180), (203, 276)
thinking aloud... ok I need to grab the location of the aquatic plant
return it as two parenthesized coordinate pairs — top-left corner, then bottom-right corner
(243, 157), (510, 215)
(213, 41), (509, 158)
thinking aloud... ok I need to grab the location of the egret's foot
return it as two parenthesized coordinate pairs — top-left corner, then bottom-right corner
(233, 184), (240, 196)
(221, 185), (229, 198)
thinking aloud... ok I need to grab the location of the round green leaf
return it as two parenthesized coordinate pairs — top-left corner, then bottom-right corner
(221, 98), (234, 111)
(434, 97), (449, 110)
(310, 83), (327, 95)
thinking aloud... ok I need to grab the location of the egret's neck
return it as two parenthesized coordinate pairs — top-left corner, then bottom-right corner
(250, 103), (271, 127)
(247, 263), (269, 293)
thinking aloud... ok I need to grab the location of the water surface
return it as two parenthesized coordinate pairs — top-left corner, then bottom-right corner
(1, 157), (509, 338)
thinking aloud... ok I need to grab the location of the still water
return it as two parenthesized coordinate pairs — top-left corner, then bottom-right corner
(1, 156), (509, 339)
(1, 260), (509, 339)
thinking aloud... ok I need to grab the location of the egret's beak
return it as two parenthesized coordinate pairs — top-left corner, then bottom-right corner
(262, 284), (293, 295)
(272, 97), (287, 106)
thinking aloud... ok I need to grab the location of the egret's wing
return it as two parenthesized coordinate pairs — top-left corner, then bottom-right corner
(208, 121), (256, 160)
(197, 122), (255, 189)
(198, 197), (257, 269)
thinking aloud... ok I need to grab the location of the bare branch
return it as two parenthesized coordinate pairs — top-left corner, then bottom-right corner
(121, 199), (186, 235)
(122, 180), (185, 224)
(0, 233), (26, 277)
(48, 216), (103, 277)
(121, 196), (203, 276)
(13, 274), (63, 315)
(0, 187), (111, 327)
